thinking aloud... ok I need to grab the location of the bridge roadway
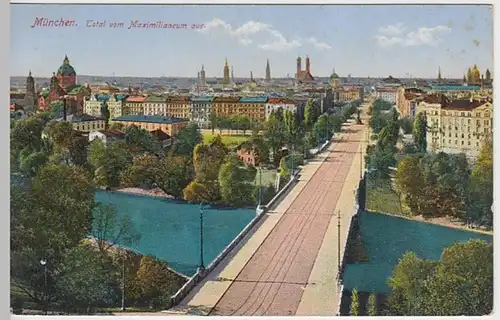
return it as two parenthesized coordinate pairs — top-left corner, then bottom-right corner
(171, 118), (368, 317)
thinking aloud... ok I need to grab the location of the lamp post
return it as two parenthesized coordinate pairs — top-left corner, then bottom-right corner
(59, 95), (69, 120)
(198, 202), (205, 273)
(258, 166), (263, 207)
(290, 144), (295, 177)
(337, 211), (341, 279)
(121, 252), (126, 311)
(40, 259), (48, 315)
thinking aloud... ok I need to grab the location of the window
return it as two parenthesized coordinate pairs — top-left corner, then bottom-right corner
(468, 119), (471, 124)
(485, 111), (490, 117)
(449, 140), (451, 144)
(484, 120), (489, 126)
(443, 139), (445, 144)
(461, 112), (465, 117)
(477, 120), (481, 126)
(461, 133), (464, 138)
(468, 141), (471, 145)
(455, 140), (458, 145)
(461, 141), (464, 145)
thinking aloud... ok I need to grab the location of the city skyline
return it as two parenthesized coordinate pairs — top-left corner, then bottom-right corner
(11, 4), (493, 78)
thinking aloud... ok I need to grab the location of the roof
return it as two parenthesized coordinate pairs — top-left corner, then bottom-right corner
(125, 96), (147, 103)
(442, 99), (485, 111)
(59, 114), (105, 122)
(239, 96), (268, 103)
(166, 96), (190, 103)
(212, 97), (240, 103)
(423, 94), (448, 105)
(145, 95), (166, 103)
(57, 55), (76, 76)
(191, 96), (214, 102)
(112, 115), (187, 124)
(267, 97), (295, 104)
(428, 85), (481, 92)
(149, 129), (172, 141)
(97, 130), (126, 138)
(67, 85), (88, 95)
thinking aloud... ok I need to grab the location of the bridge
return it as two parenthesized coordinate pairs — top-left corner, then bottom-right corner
(163, 105), (370, 316)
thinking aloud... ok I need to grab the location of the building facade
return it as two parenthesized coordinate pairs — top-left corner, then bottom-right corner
(108, 94), (125, 119)
(265, 98), (296, 120)
(376, 88), (398, 104)
(166, 96), (191, 119)
(84, 94), (103, 117)
(237, 96), (268, 122)
(123, 96), (146, 115)
(111, 115), (189, 137)
(212, 97), (240, 118)
(144, 95), (167, 116)
(59, 114), (106, 133)
(190, 96), (213, 128)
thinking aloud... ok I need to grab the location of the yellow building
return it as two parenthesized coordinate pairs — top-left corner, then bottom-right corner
(60, 114), (106, 133)
(123, 96), (146, 115)
(212, 97), (240, 117)
(144, 95), (167, 116)
(237, 96), (268, 122)
(111, 115), (188, 137)
(107, 95), (124, 119)
(165, 96), (191, 119)
(84, 95), (102, 117)
(337, 86), (361, 102)
(417, 95), (493, 160)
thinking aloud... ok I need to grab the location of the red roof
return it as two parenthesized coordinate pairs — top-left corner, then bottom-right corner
(149, 129), (171, 141)
(126, 96), (146, 102)
(267, 98), (295, 104)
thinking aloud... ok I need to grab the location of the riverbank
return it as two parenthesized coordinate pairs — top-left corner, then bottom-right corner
(366, 209), (492, 235)
(113, 187), (176, 200)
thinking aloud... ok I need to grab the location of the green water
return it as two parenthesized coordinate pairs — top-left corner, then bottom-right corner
(342, 211), (493, 294)
(95, 190), (255, 276)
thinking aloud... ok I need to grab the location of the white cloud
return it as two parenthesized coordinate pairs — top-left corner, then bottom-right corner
(306, 37), (331, 50)
(375, 24), (452, 48)
(200, 18), (329, 52)
(378, 23), (405, 36)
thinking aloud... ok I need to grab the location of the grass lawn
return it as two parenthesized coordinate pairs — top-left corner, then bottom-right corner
(201, 132), (249, 148)
(366, 182), (404, 216)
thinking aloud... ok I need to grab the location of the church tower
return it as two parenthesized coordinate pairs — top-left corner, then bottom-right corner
(250, 71), (254, 82)
(223, 58), (230, 85)
(24, 70), (36, 112)
(305, 55), (311, 74)
(200, 65), (206, 86)
(231, 66), (235, 83)
(437, 66), (442, 83)
(265, 59), (271, 82)
(296, 56), (302, 76)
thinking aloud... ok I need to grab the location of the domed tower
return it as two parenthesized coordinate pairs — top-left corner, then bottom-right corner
(50, 72), (59, 92)
(24, 70), (36, 111)
(330, 69), (341, 89)
(305, 55), (311, 74)
(296, 56), (302, 76)
(56, 55), (77, 89)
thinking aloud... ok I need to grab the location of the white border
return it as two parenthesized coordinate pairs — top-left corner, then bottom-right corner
(6, 1), (498, 320)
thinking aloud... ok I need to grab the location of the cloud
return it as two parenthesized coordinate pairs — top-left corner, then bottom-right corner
(200, 18), (328, 52)
(375, 24), (452, 48)
(378, 23), (405, 36)
(306, 37), (331, 50)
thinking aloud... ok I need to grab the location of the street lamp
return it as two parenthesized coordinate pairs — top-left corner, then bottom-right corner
(337, 210), (341, 279)
(198, 202), (205, 274)
(121, 252), (126, 311)
(40, 259), (48, 315)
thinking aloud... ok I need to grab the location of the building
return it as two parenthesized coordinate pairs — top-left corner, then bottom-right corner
(58, 114), (106, 133)
(236, 146), (259, 167)
(223, 58), (230, 85)
(265, 59), (271, 82)
(150, 129), (172, 148)
(108, 94), (125, 119)
(200, 65), (206, 86)
(212, 96), (240, 118)
(165, 96), (191, 119)
(296, 56), (314, 84)
(237, 96), (268, 122)
(123, 96), (146, 115)
(190, 96), (213, 128)
(265, 98), (296, 120)
(337, 85), (361, 102)
(24, 71), (36, 112)
(330, 70), (341, 89)
(37, 55), (91, 114)
(144, 95), (167, 116)
(84, 94), (103, 116)
(88, 129), (126, 145)
(376, 88), (398, 104)
(416, 95), (492, 161)
(111, 115), (188, 137)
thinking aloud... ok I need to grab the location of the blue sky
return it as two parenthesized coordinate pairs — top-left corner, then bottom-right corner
(11, 4), (493, 78)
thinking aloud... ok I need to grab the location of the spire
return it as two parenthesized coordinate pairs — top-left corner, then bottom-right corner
(63, 55), (69, 64)
(225, 58), (229, 67)
(437, 66), (442, 83)
(29, 70), (32, 77)
(202, 64), (204, 71)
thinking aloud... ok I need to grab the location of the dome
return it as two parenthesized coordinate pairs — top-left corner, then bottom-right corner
(57, 55), (76, 76)
(330, 72), (339, 79)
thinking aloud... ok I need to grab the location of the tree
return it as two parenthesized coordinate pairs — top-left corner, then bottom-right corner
(263, 113), (284, 166)
(304, 98), (318, 129)
(183, 180), (209, 203)
(55, 244), (115, 313)
(218, 155), (256, 207)
(10, 117), (45, 154)
(399, 116), (413, 134)
(11, 163), (95, 304)
(387, 240), (493, 316)
(45, 120), (74, 151)
(283, 110), (300, 148)
(350, 289), (359, 316)
(368, 293), (377, 316)
(121, 155), (192, 198)
(209, 112), (218, 134)
(169, 123), (202, 158)
(109, 122), (124, 131)
(100, 101), (110, 130)
(88, 140), (131, 188)
(248, 130), (270, 164)
(468, 137), (493, 227)
(395, 155), (426, 214)
(413, 113), (427, 152)
(91, 203), (141, 257)
(19, 151), (49, 177)
(328, 114), (343, 133)
(68, 133), (89, 167)
(123, 125), (155, 153)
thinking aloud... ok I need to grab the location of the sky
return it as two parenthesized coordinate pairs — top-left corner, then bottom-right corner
(10, 4), (493, 79)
